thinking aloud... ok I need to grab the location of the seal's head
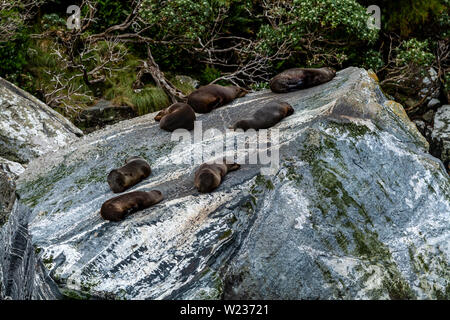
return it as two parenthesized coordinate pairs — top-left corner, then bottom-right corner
(231, 120), (251, 131)
(231, 86), (249, 98)
(196, 171), (218, 193)
(281, 102), (294, 116)
(324, 67), (336, 77)
(147, 190), (164, 204)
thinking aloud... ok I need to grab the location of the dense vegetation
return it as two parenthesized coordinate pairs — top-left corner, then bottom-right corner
(0, 0), (448, 123)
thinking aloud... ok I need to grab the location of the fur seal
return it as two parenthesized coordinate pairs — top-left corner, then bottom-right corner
(194, 161), (240, 193)
(154, 102), (196, 131)
(270, 67), (336, 93)
(231, 100), (294, 131)
(100, 190), (163, 222)
(107, 157), (151, 193)
(187, 84), (248, 113)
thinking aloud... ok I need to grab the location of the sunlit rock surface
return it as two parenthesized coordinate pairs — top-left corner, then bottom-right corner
(1, 67), (449, 300)
(0, 77), (82, 164)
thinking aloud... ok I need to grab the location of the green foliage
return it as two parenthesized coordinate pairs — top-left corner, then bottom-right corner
(91, 0), (131, 32)
(256, 0), (379, 67)
(102, 54), (171, 115)
(376, 0), (447, 36)
(41, 13), (66, 30)
(199, 65), (222, 84)
(396, 39), (435, 67)
(361, 50), (385, 72)
(140, 0), (230, 41)
(0, 33), (30, 83)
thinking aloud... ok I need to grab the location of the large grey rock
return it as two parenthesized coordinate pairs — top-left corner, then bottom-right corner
(1, 67), (449, 300)
(431, 105), (450, 171)
(0, 77), (82, 164)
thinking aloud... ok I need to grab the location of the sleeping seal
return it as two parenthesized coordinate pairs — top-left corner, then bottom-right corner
(100, 190), (163, 222)
(154, 102), (196, 131)
(107, 156), (151, 193)
(187, 84), (248, 113)
(231, 100), (294, 131)
(270, 67), (336, 93)
(194, 161), (240, 193)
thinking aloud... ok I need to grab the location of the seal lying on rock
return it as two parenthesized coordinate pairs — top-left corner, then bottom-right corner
(231, 100), (294, 131)
(194, 161), (241, 193)
(107, 157), (151, 193)
(100, 190), (163, 222)
(270, 67), (336, 93)
(154, 102), (196, 131)
(187, 84), (248, 113)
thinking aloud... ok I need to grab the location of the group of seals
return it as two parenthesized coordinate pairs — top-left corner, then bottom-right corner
(101, 157), (163, 221)
(100, 156), (241, 221)
(153, 68), (335, 132)
(99, 67), (336, 221)
(155, 84), (248, 132)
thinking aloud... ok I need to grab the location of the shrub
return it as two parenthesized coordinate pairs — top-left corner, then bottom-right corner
(396, 39), (435, 67)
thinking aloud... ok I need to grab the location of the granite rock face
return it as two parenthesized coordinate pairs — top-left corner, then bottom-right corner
(1, 67), (449, 300)
(0, 157), (24, 226)
(431, 105), (450, 171)
(0, 77), (82, 164)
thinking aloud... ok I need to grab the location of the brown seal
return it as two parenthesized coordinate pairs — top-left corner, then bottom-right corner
(154, 102), (196, 131)
(107, 157), (151, 193)
(231, 100), (294, 131)
(100, 190), (163, 222)
(270, 67), (336, 93)
(187, 84), (248, 113)
(194, 161), (240, 193)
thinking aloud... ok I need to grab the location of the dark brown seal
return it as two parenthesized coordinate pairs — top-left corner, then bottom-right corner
(100, 190), (163, 222)
(154, 102), (196, 131)
(107, 157), (151, 193)
(231, 100), (294, 131)
(270, 67), (336, 93)
(194, 161), (240, 193)
(187, 84), (248, 113)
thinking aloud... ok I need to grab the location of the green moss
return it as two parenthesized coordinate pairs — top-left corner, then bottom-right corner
(335, 231), (349, 253)
(20, 163), (77, 207)
(284, 162), (303, 184)
(314, 260), (346, 298)
(328, 121), (372, 139)
(61, 288), (91, 300)
(219, 229), (232, 240)
(74, 165), (108, 189)
(241, 196), (256, 215)
(254, 174), (274, 190)
(42, 255), (53, 267)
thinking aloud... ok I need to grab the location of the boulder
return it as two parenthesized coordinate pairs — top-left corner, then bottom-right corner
(75, 100), (137, 134)
(431, 105), (450, 171)
(0, 77), (82, 164)
(427, 98), (441, 109)
(1, 67), (449, 300)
